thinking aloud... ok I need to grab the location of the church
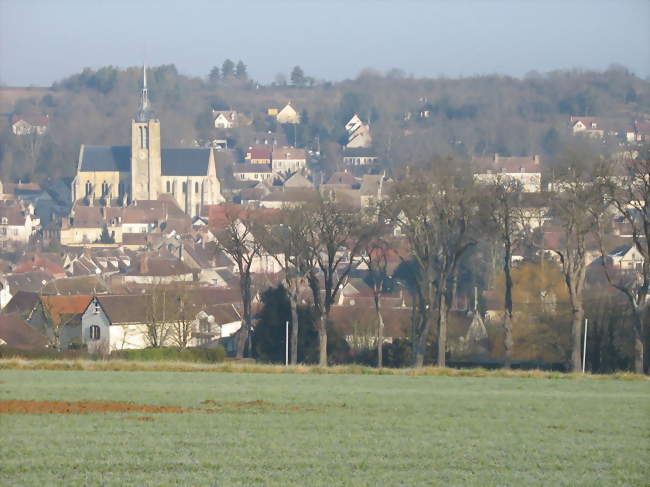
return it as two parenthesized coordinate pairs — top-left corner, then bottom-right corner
(72, 67), (224, 217)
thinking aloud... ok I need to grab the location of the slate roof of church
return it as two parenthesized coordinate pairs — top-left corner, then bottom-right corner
(161, 148), (211, 176)
(79, 146), (212, 177)
(80, 146), (130, 172)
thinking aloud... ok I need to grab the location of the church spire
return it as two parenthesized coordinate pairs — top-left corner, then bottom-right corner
(141, 64), (149, 112)
(135, 64), (153, 122)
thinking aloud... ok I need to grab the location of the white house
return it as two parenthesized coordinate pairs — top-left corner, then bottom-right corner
(607, 244), (644, 271)
(0, 202), (40, 246)
(473, 154), (542, 193)
(212, 110), (241, 129)
(271, 147), (307, 174)
(345, 114), (372, 149)
(81, 294), (242, 353)
(275, 103), (300, 124)
(11, 114), (49, 136)
(232, 163), (274, 182)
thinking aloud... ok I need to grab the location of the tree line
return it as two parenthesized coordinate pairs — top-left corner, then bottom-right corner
(214, 148), (649, 373)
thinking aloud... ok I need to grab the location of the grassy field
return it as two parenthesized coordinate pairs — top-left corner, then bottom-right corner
(0, 369), (648, 486)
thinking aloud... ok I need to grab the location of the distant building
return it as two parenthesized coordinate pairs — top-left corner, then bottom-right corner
(11, 114), (49, 136)
(271, 147), (307, 174)
(275, 102), (301, 124)
(212, 110), (244, 129)
(232, 163), (274, 182)
(0, 200), (40, 246)
(570, 116), (605, 138)
(473, 154), (542, 193)
(345, 114), (372, 149)
(71, 66), (224, 217)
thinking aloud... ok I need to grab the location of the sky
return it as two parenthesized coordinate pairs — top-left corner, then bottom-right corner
(0, 0), (648, 86)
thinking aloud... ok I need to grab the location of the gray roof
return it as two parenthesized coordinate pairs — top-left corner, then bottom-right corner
(79, 146), (212, 177)
(162, 148), (211, 176)
(80, 146), (131, 172)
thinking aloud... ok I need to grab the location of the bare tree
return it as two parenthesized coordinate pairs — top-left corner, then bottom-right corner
(214, 207), (264, 359)
(361, 234), (390, 367)
(482, 176), (525, 368)
(550, 165), (606, 372)
(304, 198), (365, 366)
(143, 282), (173, 348)
(261, 206), (314, 364)
(168, 286), (195, 349)
(598, 153), (650, 373)
(387, 165), (477, 367)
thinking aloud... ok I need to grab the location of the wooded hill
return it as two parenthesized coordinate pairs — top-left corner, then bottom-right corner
(1, 64), (649, 183)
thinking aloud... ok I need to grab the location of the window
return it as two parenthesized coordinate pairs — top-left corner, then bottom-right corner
(182, 182), (187, 194)
(89, 325), (101, 340)
(94, 301), (100, 314)
(166, 181), (171, 193)
(195, 182), (199, 194)
(139, 125), (149, 149)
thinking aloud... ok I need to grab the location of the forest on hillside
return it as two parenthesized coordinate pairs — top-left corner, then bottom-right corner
(1, 63), (649, 184)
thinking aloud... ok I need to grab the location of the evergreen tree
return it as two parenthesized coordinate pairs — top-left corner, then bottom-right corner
(222, 59), (235, 78)
(291, 66), (306, 87)
(235, 61), (248, 80)
(208, 66), (220, 85)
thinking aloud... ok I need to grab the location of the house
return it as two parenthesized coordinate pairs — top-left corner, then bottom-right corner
(0, 200), (40, 246)
(570, 116), (605, 138)
(232, 163), (274, 182)
(81, 293), (242, 353)
(212, 110), (242, 129)
(0, 312), (48, 349)
(11, 114), (49, 135)
(606, 244), (644, 271)
(28, 294), (93, 349)
(271, 147), (307, 174)
(473, 154), (542, 193)
(343, 148), (378, 167)
(0, 271), (53, 310)
(627, 119), (650, 142)
(283, 172), (313, 189)
(345, 114), (372, 149)
(118, 252), (195, 285)
(246, 146), (273, 164)
(258, 188), (319, 209)
(275, 102), (300, 124)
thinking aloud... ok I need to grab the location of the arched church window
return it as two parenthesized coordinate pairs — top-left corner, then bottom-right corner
(85, 181), (92, 196)
(166, 181), (171, 193)
(101, 181), (109, 197)
(182, 182), (187, 194)
(195, 182), (199, 194)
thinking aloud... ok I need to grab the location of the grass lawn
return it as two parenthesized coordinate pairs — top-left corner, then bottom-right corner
(0, 369), (648, 486)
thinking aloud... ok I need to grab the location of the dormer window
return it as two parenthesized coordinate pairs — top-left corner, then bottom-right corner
(1, 217), (7, 225)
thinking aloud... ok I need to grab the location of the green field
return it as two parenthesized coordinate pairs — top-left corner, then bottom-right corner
(0, 369), (648, 486)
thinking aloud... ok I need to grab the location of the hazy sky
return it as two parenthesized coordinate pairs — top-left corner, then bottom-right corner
(0, 0), (648, 86)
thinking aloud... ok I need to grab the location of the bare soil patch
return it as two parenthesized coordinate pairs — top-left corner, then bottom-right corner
(0, 400), (189, 415)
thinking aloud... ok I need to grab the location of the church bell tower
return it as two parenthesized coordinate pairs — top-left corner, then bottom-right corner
(131, 65), (161, 202)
